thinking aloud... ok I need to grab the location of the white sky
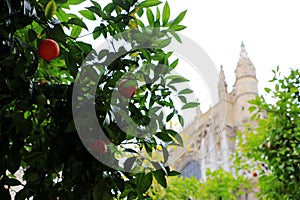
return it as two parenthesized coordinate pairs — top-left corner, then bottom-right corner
(161, 0), (300, 114)
(73, 0), (300, 115)
(172, 0), (300, 96)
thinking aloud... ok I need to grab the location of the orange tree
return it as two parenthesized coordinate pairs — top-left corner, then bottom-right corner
(147, 168), (251, 200)
(234, 67), (300, 199)
(0, 0), (194, 199)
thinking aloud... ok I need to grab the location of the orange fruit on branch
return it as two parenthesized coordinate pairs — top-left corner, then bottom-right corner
(118, 79), (137, 98)
(252, 171), (258, 177)
(38, 39), (60, 61)
(89, 139), (107, 154)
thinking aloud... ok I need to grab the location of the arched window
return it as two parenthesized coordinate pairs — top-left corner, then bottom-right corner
(181, 161), (201, 180)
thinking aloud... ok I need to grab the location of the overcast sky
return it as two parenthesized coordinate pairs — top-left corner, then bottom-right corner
(160, 0), (300, 113)
(173, 0), (300, 92)
(74, 0), (300, 114)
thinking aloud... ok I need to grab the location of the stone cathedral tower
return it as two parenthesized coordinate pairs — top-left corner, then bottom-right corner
(168, 43), (258, 180)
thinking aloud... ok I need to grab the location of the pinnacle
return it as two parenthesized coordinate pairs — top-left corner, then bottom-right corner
(240, 41), (248, 60)
(238, 42), (253, 66)
(219, 65), (226, 81)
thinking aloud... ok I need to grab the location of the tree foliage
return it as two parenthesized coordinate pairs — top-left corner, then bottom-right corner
(234, 67), (300, 199)
(147, 169), (251, 200)
(0, 0), (194, 199)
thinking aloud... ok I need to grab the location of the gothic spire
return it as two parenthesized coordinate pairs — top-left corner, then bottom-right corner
(219, 65), (226, 81)
(235, 42), (256, 79)
(233, 42), (258, 96)
(196, 98), (202, 117)
(218, 65), (227, 100)
(238, 42), (253, 67)
(240, 41), (247, 58)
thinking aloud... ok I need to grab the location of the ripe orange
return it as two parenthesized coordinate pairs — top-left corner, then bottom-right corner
(39, 81), (48, 85)
(38, 39), (60, 61)
(89, 139), (107, 154)
(265, 142), (274, 150)
(252, 171), (258, 177)
(264, 142), (269, 150)
(118, 79), (137, 98)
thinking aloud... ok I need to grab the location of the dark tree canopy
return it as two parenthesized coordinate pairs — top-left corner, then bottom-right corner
(0, 0), (195, 199)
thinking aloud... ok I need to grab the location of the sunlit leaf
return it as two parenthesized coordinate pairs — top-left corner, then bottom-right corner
(146, 8), (154, 26)
(162, 1), (170, 25)
(152, 169), (167, 188)
(68, 18), (88, 30)
(179, 88), (193, 95)
(139, 0), (162, 8)
(45, 0), (57, 19)
(79, 10), (96, 20)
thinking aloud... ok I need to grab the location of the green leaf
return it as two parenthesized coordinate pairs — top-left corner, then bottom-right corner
(168, 170), (181, 176)
(166, 111), (174, 122)
(152, 169), (167, 188)
(123, 148), (138, 154)
(79, 10), (96, 20)
(287, 166), (295, 172)
(136, 19), (145, 28)
(93, 26), (102, 39)
(68, 18), (88, 30)
(86, 6), (102, 17)
(70, 26), (82, 38)
(174, 134), (183, 146)
(137, 7), (144, 17)
(181, 102), (200, 110)
(179, 88), (193, 95)
(162, 2), (170, 26)
(77, 41), (92, 53)
(124, 157), (137, 171)
(156, 132), (173, 142)
(91, 0), (102, 10)
(136, 173), (153, 193)
(156, 7), (160, 21)
(68, 0), (85, 5)
(178, 114), (184, 126)
(172, 10), (187, 25)
(248, 106), (257, 113)
(104, 3), (116, 14)
(162, 147), (168, 163)
(157, 37), (172, 48)
(139, 0), (162, 8)
(169, 24), (186, 31)
(144, 142), (153, 156)
(113, 0), (129, 11)
(56, 8), (68, 22)
(167, 75), (189, 85)
(170, 58), (179, 68)
(167, 75), (189, 82)
(168, 30), (182, 43)
(56, 0), (69, 9)
(166, 129), (178, 137)
(45, 0), (57, 19)
(146, 8), (154, 26)
(49, 24), (66, 43)
(264, 88), (271, 93)
(98, 49), (109, 60)
(28, 29), (37, 42)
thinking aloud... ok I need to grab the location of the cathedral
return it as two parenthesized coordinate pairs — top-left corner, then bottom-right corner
(169, 43), (258, 180)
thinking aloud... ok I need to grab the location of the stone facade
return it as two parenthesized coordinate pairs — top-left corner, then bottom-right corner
(168, 43), (258, 181)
